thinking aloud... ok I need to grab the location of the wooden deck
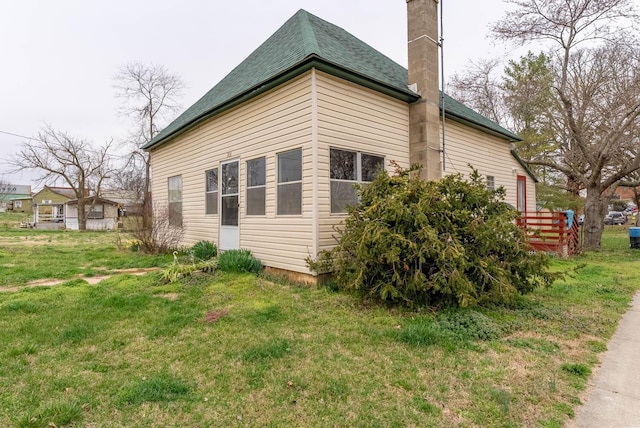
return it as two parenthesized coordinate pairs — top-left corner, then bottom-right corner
(517, 212), (580, 257)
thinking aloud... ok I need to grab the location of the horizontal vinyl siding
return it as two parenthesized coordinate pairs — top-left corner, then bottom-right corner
(315, 72), (410, 252)
(442, 120), (536, 209)
(150, 73), (314, 273)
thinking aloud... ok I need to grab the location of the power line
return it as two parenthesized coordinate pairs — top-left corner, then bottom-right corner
(0, 130), (37, 140)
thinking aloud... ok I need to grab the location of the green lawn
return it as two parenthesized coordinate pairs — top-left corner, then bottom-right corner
(0, 227), (171, 287)
(0, 221), (639, 427)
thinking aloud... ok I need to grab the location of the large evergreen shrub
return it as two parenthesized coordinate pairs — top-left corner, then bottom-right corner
(308, 164), (557, 307)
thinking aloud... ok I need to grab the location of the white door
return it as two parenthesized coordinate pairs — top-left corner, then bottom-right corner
(220, 160), (240, 250)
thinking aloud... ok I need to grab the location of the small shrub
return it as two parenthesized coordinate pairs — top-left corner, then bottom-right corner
(162, 258), (218, 283)
(162, 263), (197, 283)
(127, 240), (141, 252)
(218, 249), (263, 274)
(127, 204), (184, 254)
(199, 258), (218, 273)
(191, 240), (217, 260)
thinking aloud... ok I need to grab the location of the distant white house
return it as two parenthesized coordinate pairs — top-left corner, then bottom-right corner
(64, 197), (120, 230)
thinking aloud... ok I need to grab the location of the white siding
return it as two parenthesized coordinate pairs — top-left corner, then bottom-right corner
(315, 72), (411, 252)
(442, 120), (536, 211)
(65, 203), (119, 230)
(150, 73), (314, 273)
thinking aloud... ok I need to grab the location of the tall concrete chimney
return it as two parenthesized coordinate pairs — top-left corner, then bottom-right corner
(407, 0), (442, 180)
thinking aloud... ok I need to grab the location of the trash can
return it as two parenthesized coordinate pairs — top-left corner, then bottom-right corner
(630, 227), (640, 249)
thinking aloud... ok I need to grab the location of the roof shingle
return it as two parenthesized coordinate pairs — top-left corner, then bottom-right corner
(146, 9), (519, 149)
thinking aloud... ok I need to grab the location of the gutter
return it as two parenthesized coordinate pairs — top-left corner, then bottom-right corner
(510, 148), (539, 183)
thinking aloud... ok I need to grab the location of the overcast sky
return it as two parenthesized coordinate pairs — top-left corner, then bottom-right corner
(0, 0), (525, 187)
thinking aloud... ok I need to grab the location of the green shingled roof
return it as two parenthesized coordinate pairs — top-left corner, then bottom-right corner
(441, 93), (520, 140)
(145, 9), (519, 150)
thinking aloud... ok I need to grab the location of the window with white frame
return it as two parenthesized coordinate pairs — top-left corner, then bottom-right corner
(205, 168), (218, 215)
(14, 201), (22, 208)
(486, 175), (495, 192)
(168, 175), (183, 226)
(247, 157), (266, 215)
(330, 148), (384, 213)
(277, 149), (302, 215)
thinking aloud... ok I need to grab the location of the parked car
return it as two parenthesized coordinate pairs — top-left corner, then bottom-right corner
(604, 211), (627, 225)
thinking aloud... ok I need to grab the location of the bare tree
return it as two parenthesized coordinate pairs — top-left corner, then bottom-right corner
(0, 180), (14, 212)
(127, 204), (184, 254)
(11, 125), (114, 230)
(450, 59), (507, 125)
(491, 0), (640, 249)
(114, 63), (185, 228)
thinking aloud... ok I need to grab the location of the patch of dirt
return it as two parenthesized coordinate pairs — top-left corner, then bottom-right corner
(0, 268), (160, 293)
(0, 237), (56, 246)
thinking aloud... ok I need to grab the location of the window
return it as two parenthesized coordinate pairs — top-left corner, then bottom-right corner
(87, 204), (104, 219)
(14, 201), (22, 208)
(486, 175), (495, 192)
(517, 175), (527, 214)
(247, 157), (266, 215)
(205, 168), (218, 214)
(330, 148), (384, 213)
(277, 148), (302, 215)
(168, 175), (183, 226)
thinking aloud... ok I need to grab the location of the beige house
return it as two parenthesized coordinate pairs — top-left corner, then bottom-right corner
(144, 3), (537, 279)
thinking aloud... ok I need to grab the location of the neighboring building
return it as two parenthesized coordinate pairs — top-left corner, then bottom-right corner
(8, 196), (33, 214)
(31, 187), (121, 230)
(65, 197), (120, 230)
(614, 186), (639, 201)
(0, 184), (31, 213)
(144, 3), (537, 279)
(101, 190), (143, 216)
(32, 186), (76, 226)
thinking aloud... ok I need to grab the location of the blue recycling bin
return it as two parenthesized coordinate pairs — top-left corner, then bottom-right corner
(630, 227), (640, 249)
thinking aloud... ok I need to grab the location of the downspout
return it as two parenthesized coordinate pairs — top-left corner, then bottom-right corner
(440, 0), (446, 172)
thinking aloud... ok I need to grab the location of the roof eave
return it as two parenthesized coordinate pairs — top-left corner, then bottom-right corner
(510, 148), (539, 183)
(443, 111), (522, 142)
(144, 56), (419, 151)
